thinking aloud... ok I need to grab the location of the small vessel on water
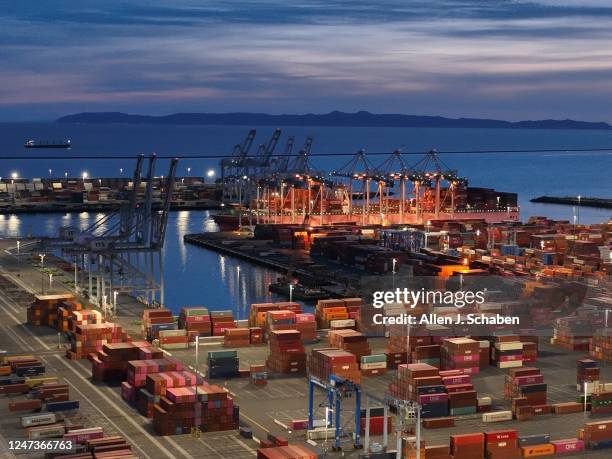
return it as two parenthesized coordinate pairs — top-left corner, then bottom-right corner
(24, 139), (71, 149)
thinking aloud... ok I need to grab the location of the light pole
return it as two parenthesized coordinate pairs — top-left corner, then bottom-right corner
(74, 256), (78, 291)
(577, 195), (581, 226)
(16, 240), (20, 264)
(120, 168), (123, 176)
(113, 290), (118, 315)
(289, 283), (294, 303)
(236, 266), (241, 319)
(82, 172), (88, 183)
(48, 273), (53, 292)
(38, 253), (46, 294)
(64, 172), (68, 179)
(207, 169), (215, 183)
(187, 167), (191, 177)
(48, 169), (52, 178)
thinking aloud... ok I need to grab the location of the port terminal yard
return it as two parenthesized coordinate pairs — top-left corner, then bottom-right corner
(0, 233), (611, 458)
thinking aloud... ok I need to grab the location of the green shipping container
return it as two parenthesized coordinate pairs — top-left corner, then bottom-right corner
(208, 350), (237, 359)
(361, 354), (386, 364)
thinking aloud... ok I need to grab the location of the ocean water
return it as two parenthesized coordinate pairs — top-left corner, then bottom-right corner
(0, 122), (610, 310)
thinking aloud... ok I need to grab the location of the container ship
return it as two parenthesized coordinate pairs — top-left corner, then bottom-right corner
(24, 139), (71, 149)
(216, 130), (519, 230)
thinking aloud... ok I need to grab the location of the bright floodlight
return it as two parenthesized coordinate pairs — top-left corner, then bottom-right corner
(11, 172), (18, 179)
(82, 172), (88, 179)
(207, 169), (215, 177)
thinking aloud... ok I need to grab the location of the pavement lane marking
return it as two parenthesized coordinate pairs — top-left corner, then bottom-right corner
(239, 411), (271, 435)
(0, 295), (51, 351)
(54, 355), (182, 459)
(228, 435), (257, 456)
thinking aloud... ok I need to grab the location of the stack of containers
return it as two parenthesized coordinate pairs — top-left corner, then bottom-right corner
(142, 309), (176, 341)
(441, 338), (480, 374)
(152, 383), (239, 435)
(249, 302), (300, 328)
(577, 359), (600, 391)
(412, 344), (441, 368)
(265, 310), (296, 338)
(478, 340), (490, 368)
(485, 430), (521, 459)
(266, 330), (307, 375)
(27, 294), (76, 327)
(207, 350), (239, 379)
(505, 367), (547, 421)
(249, 364), (267, 387)
(138, 370), (197, 418)
(450, 433), (484, 459)
(56, 300), (83, 332)
(158, 329), (188, 349)
(315, 299), (347, 329)
(387, 363), (440, 404)
(66, 322), (130, 360)
(582, 420), (612, 450)
(85, 435), (134, 457)
(123, 358), (183, 403)
(519, 333), (539, 362)
(69, 309), (103, 331)
(294, 313), (317, 342)
(249, 303), (278, 328)
(518, 434), (554, 457)
(591, 391), (612, 415)
(92, 342), (159, 382)
(491, 336), (523, 369)
(249, 327), (263, 344)
(328, 330), (371, 362)
(551, 317), (592, 351)
(441, 369), (477, 416)
(360, 354), (387, 377)
(343, 298), (363, 330)
(178, 307), (211, 339)
(224, 328), (250, 347)
(590, 329), (612, 362)
(210, 310), (236, 336)
(308, 348), (360, 384)
(359, 408), (393, 435)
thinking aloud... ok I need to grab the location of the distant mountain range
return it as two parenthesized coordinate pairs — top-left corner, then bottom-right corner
(56, 111), (612, 130)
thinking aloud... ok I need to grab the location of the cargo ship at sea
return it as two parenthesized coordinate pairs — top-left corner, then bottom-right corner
(24, 139), (71, 148)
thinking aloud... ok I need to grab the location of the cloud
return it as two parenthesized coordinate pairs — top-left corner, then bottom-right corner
(2, 1), (612, 121)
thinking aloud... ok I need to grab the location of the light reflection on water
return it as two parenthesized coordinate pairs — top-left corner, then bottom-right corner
(0, 210), (285, 315)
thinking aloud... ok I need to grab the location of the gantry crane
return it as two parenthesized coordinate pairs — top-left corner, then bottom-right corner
(13, 155), (178, 313)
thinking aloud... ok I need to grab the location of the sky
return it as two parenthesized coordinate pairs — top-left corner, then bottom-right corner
(2, 0), (612, 122)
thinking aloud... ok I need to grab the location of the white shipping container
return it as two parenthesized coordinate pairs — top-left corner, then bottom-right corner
(159, 329), (186, 338)
(330, 319), (355, 329)
(360, 362), (387, 370)
(482, 410), (513, 423)
(21, 413), (56, 428)
(495, 342), (523, 351)
(27, 424), (66, 440)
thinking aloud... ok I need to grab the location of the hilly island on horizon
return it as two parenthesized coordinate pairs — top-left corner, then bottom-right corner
(56, 111), (612, 130)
